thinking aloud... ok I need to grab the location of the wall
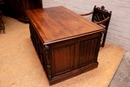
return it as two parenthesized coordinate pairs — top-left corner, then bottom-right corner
(42, 0), (130, 51)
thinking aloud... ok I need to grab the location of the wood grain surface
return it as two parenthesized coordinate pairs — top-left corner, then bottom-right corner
(26, 6), (104, 45)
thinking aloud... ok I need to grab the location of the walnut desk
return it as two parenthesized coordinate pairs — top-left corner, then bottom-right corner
(26, 6), (105, 85)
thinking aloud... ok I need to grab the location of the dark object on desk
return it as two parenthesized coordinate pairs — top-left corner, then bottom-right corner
(0, 10), (5, 33)
(26, 6), (105, 85)
(4, 0), (42, 22)
(80, 6), (112, 47)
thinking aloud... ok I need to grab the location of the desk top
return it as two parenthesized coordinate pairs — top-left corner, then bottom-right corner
(26, 6), (104, 45)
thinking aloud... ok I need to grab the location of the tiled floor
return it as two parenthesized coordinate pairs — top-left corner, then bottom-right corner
(0, 16), (126, 87)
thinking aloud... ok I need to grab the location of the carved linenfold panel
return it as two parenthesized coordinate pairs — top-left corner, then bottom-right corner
(78, 38), (98, 66)
(51, 44), (75, 76)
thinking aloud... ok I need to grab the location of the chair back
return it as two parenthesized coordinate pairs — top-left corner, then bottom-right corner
(92, 6), (112, 29)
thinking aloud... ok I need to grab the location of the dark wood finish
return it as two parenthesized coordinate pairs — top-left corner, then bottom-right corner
(0, 10), (5, 33)
(26, 6), (105, 85)
(4, 0), (42, 22)
(0, 0), (5, 12)
(80, 6), (112, 47)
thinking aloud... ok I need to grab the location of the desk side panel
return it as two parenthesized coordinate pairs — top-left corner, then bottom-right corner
(47, 33), (101, 85)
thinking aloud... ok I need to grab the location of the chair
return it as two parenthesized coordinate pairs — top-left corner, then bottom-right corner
(0, 10), (5, 33)
(80, 5), (112, 47)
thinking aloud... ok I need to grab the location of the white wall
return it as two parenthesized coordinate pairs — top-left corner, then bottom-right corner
(42, 0), (130, 51)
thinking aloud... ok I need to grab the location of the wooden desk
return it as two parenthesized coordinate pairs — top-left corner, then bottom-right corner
(26, 6), (105, 85)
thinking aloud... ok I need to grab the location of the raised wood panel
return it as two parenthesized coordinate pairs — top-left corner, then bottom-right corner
(78, 38), (98, 66)
(51, 44), (75, 76)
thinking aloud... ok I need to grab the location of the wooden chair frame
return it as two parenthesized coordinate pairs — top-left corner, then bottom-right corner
(80, 6), (112, 47)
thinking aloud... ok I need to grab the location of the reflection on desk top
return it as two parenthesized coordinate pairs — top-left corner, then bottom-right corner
(26, 6), (105, 45)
